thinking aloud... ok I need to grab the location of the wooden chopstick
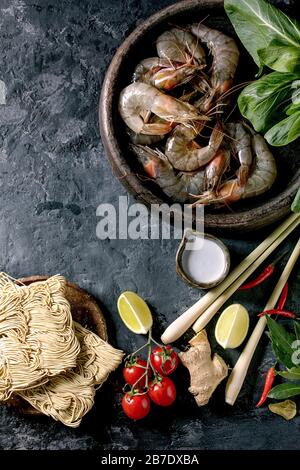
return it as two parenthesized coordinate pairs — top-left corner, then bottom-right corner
(161, 213), (300, 344)
(225, 236), (300, 406)
(192, 214), (300, 332)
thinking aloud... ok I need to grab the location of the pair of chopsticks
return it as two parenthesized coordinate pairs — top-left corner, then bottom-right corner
(161, 213), (300, 344)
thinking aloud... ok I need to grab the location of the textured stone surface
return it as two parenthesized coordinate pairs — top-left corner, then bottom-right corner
(0, 0), (299, 451)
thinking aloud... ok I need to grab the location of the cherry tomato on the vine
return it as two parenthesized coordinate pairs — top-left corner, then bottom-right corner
(122, 392), (151, 420)
(123, 356), (150, 387)
(150, 345), (179, 376)
(148, 376), (176, 407)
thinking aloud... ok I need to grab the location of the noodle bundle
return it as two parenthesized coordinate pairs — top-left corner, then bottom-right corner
(19, 322), (124, 427)
(0, 274), (80, 400)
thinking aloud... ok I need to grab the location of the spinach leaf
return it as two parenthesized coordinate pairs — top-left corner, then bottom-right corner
(291, 188), (300, 213)
(265, 110), (300, 146)
(286, 82), (300, 114)
(238, 72), (296, 133)
(266, 316), (296, 369)
(268, 382), (300, 399)
(225, 0), (300, 70)
(286, 103), (300, 116)
(258, 40), (300, 73)
(277, 368), (300, 380)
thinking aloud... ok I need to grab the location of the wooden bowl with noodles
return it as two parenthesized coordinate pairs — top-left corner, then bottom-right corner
(99, 0), (300, 234)
(5, 276), (107, 416)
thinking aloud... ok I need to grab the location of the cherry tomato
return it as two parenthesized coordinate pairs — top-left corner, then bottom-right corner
(123, 357), (150, 387)
(122, 392), (151, 420)
(150, 345), (179, 376)
(148, 377), (176, 407)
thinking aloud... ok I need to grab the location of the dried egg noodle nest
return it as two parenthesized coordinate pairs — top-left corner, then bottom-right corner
(0, 274), (80, 400)
(19, 322), (124, 427)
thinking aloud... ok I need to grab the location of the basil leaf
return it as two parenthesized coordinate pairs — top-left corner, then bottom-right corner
(268, 383), (300, 399)
(238, 72), (296, 133)
(291, 188), (300, 213)
(225, 0), (300, 69)
(266, 316), (296, 369)
(265, 110), (300, 146)
(277, 367), (300, 380)
(258, 40), (300, 73)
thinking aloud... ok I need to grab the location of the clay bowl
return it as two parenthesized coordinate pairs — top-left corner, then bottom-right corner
(99, 0), (300, 234)
(5, 276), (107, 416)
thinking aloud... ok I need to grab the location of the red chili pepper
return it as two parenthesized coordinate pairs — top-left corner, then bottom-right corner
(256, 367), (276, 408)
(257, 309), (296, 319)
(239, 265), (275, 290)
(239, 251), (288, 291)
(277, 282), (289, 310)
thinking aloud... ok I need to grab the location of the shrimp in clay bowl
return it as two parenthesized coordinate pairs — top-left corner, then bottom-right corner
(99, 0), (300, 233)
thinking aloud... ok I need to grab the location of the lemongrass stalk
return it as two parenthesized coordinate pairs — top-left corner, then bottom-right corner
(193, 214), (300, 332)
(225, 236), (300, 406)
(161, 213), (300, 344)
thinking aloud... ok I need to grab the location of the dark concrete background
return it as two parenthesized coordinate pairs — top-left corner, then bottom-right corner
(0, 0), (299, 450)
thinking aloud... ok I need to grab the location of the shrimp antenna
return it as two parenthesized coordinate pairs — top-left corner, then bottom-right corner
(217, 81), (253, 102)
(224, 103), (238, 123)
(169, 16), (209, 33)
(197, 120), (236, 144)
(136, 173), (156, 183)
(241, 120), (255, 135)
(118, 169), (155, 183)
(190, 16), (210, 30)
(207, 101), (227, 115)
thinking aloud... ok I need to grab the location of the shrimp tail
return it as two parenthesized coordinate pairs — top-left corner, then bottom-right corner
(130, 144), (169, 178)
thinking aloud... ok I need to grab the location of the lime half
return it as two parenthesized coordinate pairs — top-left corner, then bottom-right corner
(215, 304), (249, 349)
(117, 291), (153, 334)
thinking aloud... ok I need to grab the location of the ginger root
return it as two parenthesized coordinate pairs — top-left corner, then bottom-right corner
(179, 330), (228, 406)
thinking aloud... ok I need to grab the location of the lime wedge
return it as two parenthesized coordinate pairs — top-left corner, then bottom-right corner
(215, 304), (249, 349)
(117, 291), (153, 334)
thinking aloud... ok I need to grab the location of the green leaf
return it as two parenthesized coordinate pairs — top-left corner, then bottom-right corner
(264, 110), (300, 146)
(285, 82), (300, 115)
(224, 0), (300, 69)
(291, 188), (300, 213)
(238, 72), (297, 133)
(258, 40), (300, 73)
(277, 367), (300, 380)
(286, 103), (300, 116)
(266, 316), (296, 369)
(268, 382), (300, 399)
(294, 321), (300, 339)
(291, 321), (300, 366)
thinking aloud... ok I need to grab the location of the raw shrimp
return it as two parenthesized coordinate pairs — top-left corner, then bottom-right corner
(133, 57), (172, 82)
(131, 144), (205, 203)
(192, 134), (277, 206)
(156, 28), (206, 65)
(205, 148), (230, 191)
(227, 122), (252, 185)
(119, 82), (206, 135)
(191, 23), (239, 111)
(133, 57), (200, 91)
(165, 121), (224, 171)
